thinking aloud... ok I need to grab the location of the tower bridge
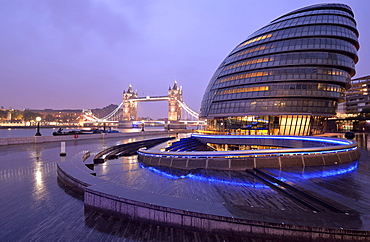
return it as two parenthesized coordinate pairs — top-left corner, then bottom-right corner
(123, 81), (183, 121)
(80, 81), (202, 126)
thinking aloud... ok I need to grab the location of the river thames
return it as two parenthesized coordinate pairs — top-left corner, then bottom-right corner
(0, 131), (369, 241)
(0, 127), (160, 138)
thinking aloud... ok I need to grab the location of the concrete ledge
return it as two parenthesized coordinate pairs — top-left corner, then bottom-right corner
(84, 181), (370, 240)
(57, 162), (105, 193)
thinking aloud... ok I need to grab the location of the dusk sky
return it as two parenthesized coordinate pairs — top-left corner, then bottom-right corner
(1, 0), (369, 119)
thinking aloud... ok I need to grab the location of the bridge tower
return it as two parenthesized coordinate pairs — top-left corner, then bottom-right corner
(122, 84), (138, 121)
(168, 81), (183, 121)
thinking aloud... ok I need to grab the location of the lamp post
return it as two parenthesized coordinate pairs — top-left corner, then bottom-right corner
(103, 119), (106, 132)
(35, 116), (42, 136)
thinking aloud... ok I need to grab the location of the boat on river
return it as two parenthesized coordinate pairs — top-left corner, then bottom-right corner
(52, 128), (119, 136)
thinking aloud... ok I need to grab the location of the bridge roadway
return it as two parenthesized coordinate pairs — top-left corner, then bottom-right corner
(1, 133), (370, 240)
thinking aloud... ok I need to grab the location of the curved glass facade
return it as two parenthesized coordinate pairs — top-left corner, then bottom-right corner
(200, 3), (359, 135)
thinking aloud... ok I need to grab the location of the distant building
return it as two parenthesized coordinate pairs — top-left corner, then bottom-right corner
(200, 3), (359, 135)
(123, 85), (138, 121)
(329, 75), (370, 132)
(29, 109), (82, 122)
(168, 81), (183, 121)
(346, 75), (370, 116)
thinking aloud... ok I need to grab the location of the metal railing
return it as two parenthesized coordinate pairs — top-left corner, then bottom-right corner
(138, 135), (358, 159)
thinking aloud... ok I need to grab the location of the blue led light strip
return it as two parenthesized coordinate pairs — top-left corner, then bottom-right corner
(192, 134), (353, 145)
(138, 135), (358, 159)
(139, 164), (269, 188)
(140, 161), (358, 188)
(137, 146), (357, 159)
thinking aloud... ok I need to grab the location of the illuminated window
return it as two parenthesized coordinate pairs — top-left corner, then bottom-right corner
(217, 71), (270, 84)
(218, 86), (269, 95)
(234, 45), (268, 57)
(238, 34), (273, 48)
(225, 57), (274, 70)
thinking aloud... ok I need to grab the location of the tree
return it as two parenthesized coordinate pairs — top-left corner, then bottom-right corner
(0, 110), (7, 120)
(12, 110), (23, 120)
(23, 111), (42, 122)
(45, 114), (55, 122)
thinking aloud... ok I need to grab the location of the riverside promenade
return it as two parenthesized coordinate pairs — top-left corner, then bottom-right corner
(1, 132), (370, 241)
(0, 131), (259, 241)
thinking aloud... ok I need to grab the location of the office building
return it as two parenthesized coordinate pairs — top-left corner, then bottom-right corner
(200, 3), (359, 135)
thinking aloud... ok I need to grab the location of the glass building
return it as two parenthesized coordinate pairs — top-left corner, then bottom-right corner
(200, 3), (359, 135)
(346, 75), (370, 115)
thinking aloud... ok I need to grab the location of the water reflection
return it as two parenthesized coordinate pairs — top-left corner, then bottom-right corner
(35, 169), (42, 186)
(139, 164), (270, 189)
(354, 133), (369, 150)
(125, 138), (137, 144)
(269, 161), (359, 181)
(323, 133), (369, 150)
(123, 156), (139, 172)
(27, 145), (48, 201)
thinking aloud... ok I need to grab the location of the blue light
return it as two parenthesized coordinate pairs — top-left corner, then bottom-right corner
(268, 161), (359, 181)
(301, 162), (358, 179)
(282, 147), (357, 156)
(138, 147), (357, 159)
(138, 133), (358, 160)
(139, 164), (269, 189)
(192, 134), (353, 145)
(140, 160), (359, 189)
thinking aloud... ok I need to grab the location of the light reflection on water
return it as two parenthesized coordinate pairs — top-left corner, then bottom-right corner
(355, 133), (370, 150)
(35, 170), (42, 185)
(266, 161), (359, 182)
(333, 132), (369, 150)
(26, 145), (48, 202)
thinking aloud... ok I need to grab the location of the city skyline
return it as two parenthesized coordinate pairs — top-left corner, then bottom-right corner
(1, 0), (370, 119)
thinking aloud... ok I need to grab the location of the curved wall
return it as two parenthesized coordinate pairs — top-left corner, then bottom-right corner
(137, 135), (360, 170)
(200, 3), (359, 135)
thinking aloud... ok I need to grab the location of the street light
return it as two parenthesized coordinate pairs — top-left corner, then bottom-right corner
(35, 116), (42, 136)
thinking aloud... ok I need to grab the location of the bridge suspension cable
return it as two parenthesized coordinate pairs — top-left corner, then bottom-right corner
(177, 100), (199, 119)
(101, 102), (123, 120)
(80, 99), (199, 123)
(82, 110), (100, 121)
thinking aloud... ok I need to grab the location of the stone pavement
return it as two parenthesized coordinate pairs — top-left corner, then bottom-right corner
(1, 133), (370, 240)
